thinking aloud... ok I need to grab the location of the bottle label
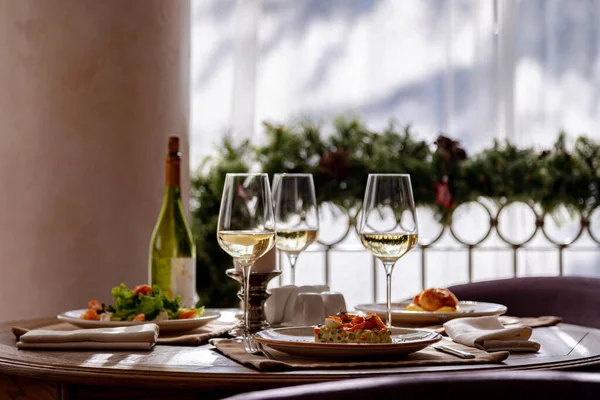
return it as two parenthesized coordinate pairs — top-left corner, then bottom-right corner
(170, 257), (196, 307)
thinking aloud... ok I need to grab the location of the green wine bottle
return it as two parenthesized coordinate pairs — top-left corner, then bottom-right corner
(149, 136), (197, 307)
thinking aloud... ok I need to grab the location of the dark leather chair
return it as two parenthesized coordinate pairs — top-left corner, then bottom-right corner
(222, 371), (600, 400)
(447, 276), (600, 329)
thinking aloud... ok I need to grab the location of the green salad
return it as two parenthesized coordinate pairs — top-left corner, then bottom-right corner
(82, 283), (204, 322)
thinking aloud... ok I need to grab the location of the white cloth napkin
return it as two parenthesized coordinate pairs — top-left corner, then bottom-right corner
(17, 324), (159, 350)
(443, 316), (541, 353)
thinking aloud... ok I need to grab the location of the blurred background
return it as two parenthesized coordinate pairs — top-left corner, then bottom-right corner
(192, 0), (600, 158)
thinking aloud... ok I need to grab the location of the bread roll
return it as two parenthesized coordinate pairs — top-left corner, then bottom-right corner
(413, 288), (458, 311)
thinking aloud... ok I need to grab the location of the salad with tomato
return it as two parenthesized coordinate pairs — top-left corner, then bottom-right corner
(81, 283), (204, 322)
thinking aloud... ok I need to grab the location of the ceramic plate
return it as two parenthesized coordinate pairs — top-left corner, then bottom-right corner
(254, 326), (441, 358)
(57, 309), (221, 333)
(354, 301), (507, 325)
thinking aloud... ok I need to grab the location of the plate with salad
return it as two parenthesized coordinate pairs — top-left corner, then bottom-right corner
(58, 283), (220, 332)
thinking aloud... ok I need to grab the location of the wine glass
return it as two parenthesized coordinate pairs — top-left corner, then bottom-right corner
(217, 173), (276, 343)
(273, 173), (319, 285)
(358, 174), (419, 328)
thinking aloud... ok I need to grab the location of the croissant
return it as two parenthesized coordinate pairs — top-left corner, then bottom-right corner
(412, 288), (458, 312)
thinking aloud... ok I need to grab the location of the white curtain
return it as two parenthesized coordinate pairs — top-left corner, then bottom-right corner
(191, 0), (600, 307)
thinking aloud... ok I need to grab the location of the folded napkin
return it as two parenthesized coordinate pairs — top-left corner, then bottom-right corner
(13, 320), (235, 347)
(16, 324), (159, 350)
(444, 316), (540, 353)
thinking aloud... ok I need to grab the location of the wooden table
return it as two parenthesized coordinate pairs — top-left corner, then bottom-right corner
(1, 317), (600, 400)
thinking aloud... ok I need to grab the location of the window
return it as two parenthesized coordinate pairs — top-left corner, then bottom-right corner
(191, 0), (600, 307)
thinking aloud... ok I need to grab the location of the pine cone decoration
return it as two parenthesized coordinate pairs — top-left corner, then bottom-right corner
(435, 135), (466, 161)
(319, 148), (350, 180)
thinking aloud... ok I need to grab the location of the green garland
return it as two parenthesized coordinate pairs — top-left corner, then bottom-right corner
(191, 115), (600, 307)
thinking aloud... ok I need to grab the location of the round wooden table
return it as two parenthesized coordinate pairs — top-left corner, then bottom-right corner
(1, 317), (600, 400)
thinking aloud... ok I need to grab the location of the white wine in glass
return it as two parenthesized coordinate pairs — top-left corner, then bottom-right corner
(359, 174), (419, 328)
(275, 229), (319, 253)
(217, 231), (275, 262)
(217, 174), (275, 339)
(360, 233), (418, 262)
(273, 174), (319, 285)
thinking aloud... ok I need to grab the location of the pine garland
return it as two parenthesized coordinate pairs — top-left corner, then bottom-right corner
(191, 115), (600, 307)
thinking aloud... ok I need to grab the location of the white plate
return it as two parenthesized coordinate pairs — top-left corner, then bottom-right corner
(354, 301), (507, 325)
(254, 326), (441, 358)
(57, 309), (221, 333)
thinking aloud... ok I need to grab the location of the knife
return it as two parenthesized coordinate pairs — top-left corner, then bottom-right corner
(432, 345), (475, 359)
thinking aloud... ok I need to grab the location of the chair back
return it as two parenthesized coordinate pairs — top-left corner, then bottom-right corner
(222, 371), (600, 400)
(448, 276), (600, 329)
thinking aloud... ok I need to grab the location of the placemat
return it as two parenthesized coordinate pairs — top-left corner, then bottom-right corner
(12, 320), (235, 347)
(507, 316), (562, 328)
(211, 337), (509, 371)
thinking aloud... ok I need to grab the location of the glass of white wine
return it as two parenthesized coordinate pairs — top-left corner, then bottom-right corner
(273, 174), (319, 285)
(358, 174), (419, 328)
(217, 173), (276, 339)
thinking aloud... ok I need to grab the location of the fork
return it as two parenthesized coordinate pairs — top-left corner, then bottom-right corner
(242, 332), (259, 353)
(242, 333), (275, 360)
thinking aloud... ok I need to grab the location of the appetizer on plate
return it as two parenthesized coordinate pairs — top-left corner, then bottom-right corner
(314, 312), (392, 344)
(406, 288), (460, 312)
(81, 283), (204, 322)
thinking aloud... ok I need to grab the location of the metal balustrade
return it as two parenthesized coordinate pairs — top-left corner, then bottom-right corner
(277, 200), (600, 303)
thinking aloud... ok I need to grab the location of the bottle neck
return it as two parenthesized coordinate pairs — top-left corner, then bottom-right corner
(165, 155), (181, 188)
(163, 185), (182, 201)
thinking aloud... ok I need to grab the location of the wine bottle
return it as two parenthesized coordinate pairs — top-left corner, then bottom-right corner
(149, 136), (197, 307)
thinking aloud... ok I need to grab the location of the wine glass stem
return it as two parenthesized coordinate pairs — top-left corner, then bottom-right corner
(240, 261), (254, 334)
(287, 253), (298, 286)
(383, 261), (396, 328)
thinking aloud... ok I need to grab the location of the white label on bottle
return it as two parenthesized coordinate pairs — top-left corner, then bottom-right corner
(170, 257), (196, 308)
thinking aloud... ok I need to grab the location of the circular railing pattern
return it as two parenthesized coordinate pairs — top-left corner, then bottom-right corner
(313, 202), (600, 248)
(278, 201), (600, 303)
(495, 201), (539, 246)
(589, 206), (600, 245)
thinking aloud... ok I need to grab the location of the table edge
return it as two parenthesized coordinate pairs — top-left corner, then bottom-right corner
(1, 318), (600, 388)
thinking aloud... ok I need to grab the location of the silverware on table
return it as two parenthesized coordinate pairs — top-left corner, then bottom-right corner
(242, 334), (276, 360)
(397, 332), (433, 341)
(256, 342), (276, 360)
(432, 345), (475, 359)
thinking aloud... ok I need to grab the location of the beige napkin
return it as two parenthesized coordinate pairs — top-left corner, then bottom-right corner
(444, 316), (540, 353)
(16, 324), (159, 350)
(13, 321), (234, 347)
(156, 321), (234, 345)
(211, 337), (509, 371)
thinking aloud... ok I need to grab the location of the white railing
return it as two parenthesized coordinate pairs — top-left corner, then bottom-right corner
(276, 201), (600, 309)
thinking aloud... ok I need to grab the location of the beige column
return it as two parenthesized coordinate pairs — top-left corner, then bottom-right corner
(0, 0), (190, 321)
